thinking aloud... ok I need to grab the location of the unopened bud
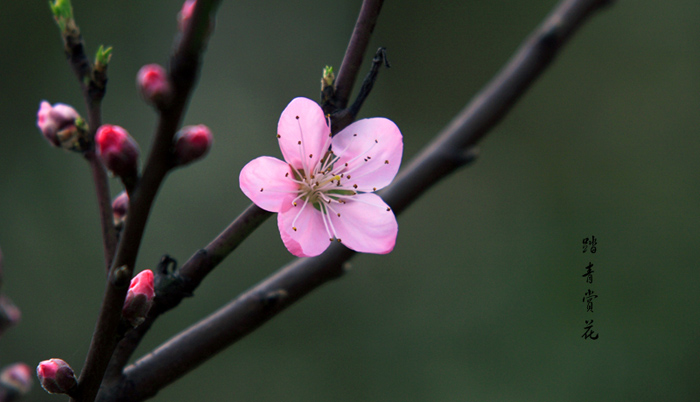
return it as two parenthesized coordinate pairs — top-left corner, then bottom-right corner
(112, 191), (129, 229)
(36, 359), (76, 395)
(178, 0), (196, 31)
(36, 101), (88, 151)
(122, 270), (155, 327)
(137, 64), (172, 108)
(0, 362), (32, 397)
(173, 125), (213, 166)
(49, 0), (76, 34)
(0, 295), (21, 337)
(178, 0), (213, 34)
(96, 125), (140, 180)
(321, 65), (335, 91)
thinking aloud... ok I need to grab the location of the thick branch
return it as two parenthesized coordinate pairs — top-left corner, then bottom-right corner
(73, 1), (223, 401)
(112, 0), (614, 398)
(107, 246), (353, 402)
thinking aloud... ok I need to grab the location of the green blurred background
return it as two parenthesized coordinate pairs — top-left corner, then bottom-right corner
(2, 0), (699, 401)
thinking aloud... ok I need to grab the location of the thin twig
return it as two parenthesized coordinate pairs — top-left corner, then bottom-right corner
(59, 10), (117, 272)
(108, 0), (615, 399)
(329, 0), (385, 112)
(85, 151), (118, 272)
(73, 1), (223, 401)
(104, 204), (272, 379)
(332, 46), (390, 133)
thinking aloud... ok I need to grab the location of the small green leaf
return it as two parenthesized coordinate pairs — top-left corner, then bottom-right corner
(49, 0), (74, 32)
(95, 45), (113, 68)
(321, 65), (335, 90)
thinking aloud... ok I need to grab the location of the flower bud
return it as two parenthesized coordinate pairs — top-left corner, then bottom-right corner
(173, 125), (213, 166)
(96, 125), (140, 180)
(177, 0), (214, 35)
(137, 64), (172, 108)
(0, 295), (21, 337)
(112, 191), (129, 229)
(177, 0), (196, 31)
(0, 362), (32, 397)
(36, 101), (88, 151)
(36, 359), (76, 395)
(122, 270), (155, 327)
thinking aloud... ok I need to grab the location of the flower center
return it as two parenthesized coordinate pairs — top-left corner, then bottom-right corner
(290, 152), (349, 208)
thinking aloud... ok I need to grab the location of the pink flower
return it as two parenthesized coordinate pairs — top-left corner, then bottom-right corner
(173, 124), (213, 166)
(36, 101), (80, 148)
(122, 270), (155, 327)
(239, 97), (403, 257)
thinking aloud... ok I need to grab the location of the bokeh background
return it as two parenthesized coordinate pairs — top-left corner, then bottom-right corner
(2, 0), (699, 401)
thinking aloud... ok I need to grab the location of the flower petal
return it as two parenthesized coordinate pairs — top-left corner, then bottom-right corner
(332, 118), (403, 192)
(277, 199), (332, 257)
(277, 97), (331, 171)
(239, 156), (296, 213)
(328, 193), (398, 254)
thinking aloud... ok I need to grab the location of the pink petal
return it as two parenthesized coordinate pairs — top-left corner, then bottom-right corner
(277, 97), (331, 171)
(239, 156), (297, 213)
(277, 199), (332, 257)
(328, 193), (398, 254)
(332, 118), (402, 192)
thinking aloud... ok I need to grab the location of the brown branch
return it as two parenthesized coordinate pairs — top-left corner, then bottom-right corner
(102, 0), (391, 371)
(328, 0), (385, 113)
(103, 204), (272, 380)
(107, 0), (615, 398)
(58, 10), (117, 272)
(73, 1), (223, 401)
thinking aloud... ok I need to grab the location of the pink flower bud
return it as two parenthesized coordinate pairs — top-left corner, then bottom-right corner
(36, 101), (82, 148)
(173, 125), (213, 166)
(137, 64), (172, 107)
(36, 359), (76, 395)
(112, 191), (129, 228)
(177, 0), (196, 31)
(122, 270), (155, 327)
(0, 362), (32, 396)
(0, 295), (21, 337)
(96, 125), (140, 179)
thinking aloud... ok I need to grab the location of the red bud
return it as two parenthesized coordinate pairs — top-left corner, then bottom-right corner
(173, 125), (213, 166)
(122, 270), (155, 327)
(96, 125), (140, 179)
(36, 359), (76, 395)
(137, 64), (172, 107)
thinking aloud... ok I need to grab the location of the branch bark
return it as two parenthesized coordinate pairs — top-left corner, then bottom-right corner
(105, 0), (614, 399)
(102, 0), (390, 378)
(59, 10), (117, 272)
(329, 0), (385, 112)
(73, 1), (223, 401)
